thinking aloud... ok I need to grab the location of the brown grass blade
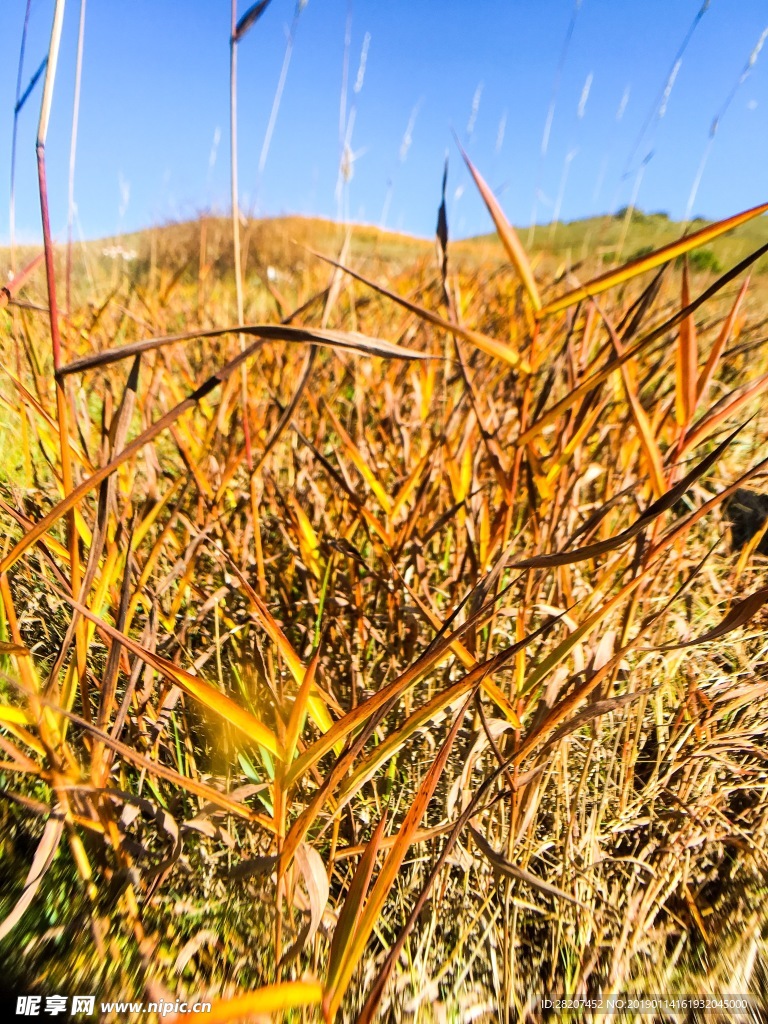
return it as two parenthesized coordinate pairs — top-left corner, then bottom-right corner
(512, 422), (742, 569)
(233, 0), (274, 42)
(696, 274), (750, 403)
(657, 586), (768, 649)
(56, 323), (429, 378)
(681, 372), (768, 456)
(325, 810), (388, 998)
(468, 824), (589, 910)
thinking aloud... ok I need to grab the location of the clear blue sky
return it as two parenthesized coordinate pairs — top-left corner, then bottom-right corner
(2, 0), (767, 244)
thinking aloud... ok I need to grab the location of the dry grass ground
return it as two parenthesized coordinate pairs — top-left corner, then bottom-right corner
(2, 178), (768, 1024)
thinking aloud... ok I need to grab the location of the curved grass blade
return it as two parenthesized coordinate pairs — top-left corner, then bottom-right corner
(468, 824), (589, 910)
(657, 586), (768, 649)
(56, 323), (430, 378)
(512, 421), (742, 569)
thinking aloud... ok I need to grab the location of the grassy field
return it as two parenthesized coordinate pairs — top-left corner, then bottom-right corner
(3, 174), (768, 1022)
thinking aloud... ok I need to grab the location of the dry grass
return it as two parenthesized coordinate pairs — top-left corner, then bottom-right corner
(3, 10), (768, 1024)
(3, 184), (768, 1021)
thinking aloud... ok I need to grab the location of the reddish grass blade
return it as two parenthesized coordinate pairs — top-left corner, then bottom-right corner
(308, 247), (528, 368)
(0, 252), (43, 310)
(680, 372), (768, 457)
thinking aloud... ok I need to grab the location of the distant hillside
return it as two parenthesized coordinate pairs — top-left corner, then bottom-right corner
(4, 207), (768, 304)
(471, 207), (768, 275)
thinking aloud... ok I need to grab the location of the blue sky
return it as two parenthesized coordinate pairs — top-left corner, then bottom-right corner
(2, 0), (767, 244)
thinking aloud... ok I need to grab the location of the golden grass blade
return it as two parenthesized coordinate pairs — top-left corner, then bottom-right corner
(538, 202), (768, 318)
(289, 494), (322, 578)
(308, 247), (528, 368)
(189, 981), (322, 1022)
(388, 561), (521, 726)
(323, 403), (393, 515)
(593, 299), (666, 498)
(456, 138), (541, 312)
(56, 323), (430, 378)
(325, 693), (472, 1018)
(325, 810), (388, 999)
(284, 648), (319, 764)
(336, 661), (508, 811)
(0, 705), (33, 726)
(211, 548), (335, 737)
(676, 260), (698, 427)
(696, 274), (749, 403)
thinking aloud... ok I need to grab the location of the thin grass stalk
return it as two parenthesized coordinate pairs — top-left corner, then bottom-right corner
(10, 0), (34, 273)
(65, 0), (86, 315)
(36, 0), (86, 703)
(257, 2), (303, 175)
(230, 0), (253, 467)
